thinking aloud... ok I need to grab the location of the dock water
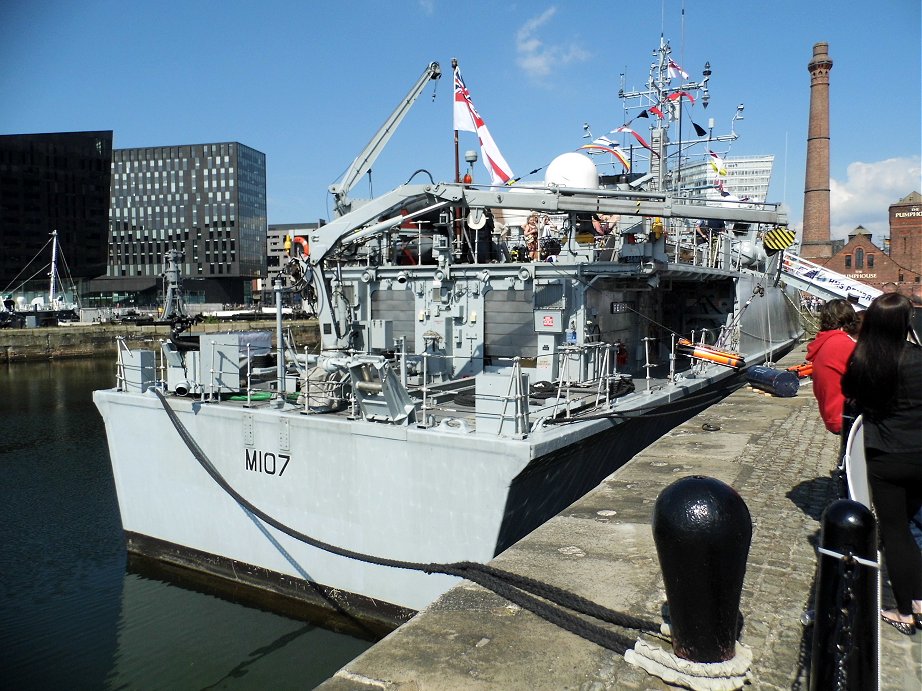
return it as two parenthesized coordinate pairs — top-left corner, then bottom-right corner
(320, 343), (921, 690)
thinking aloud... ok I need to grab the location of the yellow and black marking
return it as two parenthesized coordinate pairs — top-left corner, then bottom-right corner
(763, 227), (796, 254)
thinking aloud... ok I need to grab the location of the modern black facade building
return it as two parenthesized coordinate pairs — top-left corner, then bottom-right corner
(91, 141), (267, 307)
(0, 131), (112, 298)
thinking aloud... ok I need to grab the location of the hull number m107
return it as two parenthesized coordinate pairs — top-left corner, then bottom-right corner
(245, 449), (291, 476)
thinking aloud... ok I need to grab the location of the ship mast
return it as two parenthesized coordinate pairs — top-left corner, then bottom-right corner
(617, 37), (714, 195)
(161, 249), (188, 319)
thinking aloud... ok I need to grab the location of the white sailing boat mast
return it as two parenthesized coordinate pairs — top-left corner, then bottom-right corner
(49, 229), (59, 309)
(46, 229), (79, 312)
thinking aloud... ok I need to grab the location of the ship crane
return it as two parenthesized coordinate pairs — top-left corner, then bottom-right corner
(328, 61), (441, 218)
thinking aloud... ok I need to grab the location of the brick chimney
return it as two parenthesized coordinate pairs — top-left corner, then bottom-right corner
(802, 43), (834, 261)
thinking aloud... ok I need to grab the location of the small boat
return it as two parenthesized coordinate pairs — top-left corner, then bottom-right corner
(95, 39), (803, 628)
(1, 230), (80, 328)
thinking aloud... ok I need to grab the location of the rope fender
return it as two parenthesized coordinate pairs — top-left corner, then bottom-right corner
(151, 388), (660, 652)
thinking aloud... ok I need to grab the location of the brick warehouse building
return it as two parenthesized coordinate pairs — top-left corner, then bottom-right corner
(889, 191), (922, 279)
(820, 192), (922, 300)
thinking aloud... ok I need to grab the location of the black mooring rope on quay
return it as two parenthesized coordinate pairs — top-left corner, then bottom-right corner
(448, 561), (659, 633)
(152, 388), (658, 652)
(447, 563), (636, 655)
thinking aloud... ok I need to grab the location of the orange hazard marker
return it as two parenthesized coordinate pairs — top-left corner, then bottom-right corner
(786, 362), (814, 379)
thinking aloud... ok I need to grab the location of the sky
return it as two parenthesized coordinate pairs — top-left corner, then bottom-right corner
(1, 1), (920, 245)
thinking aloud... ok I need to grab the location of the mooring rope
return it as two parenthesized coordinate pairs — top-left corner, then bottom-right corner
(152, 388), (661, 652)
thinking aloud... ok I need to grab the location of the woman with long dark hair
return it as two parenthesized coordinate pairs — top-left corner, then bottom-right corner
(842, 293), (922, 635)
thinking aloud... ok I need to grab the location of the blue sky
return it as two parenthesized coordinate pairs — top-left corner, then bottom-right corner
(1, 1), (919, 244)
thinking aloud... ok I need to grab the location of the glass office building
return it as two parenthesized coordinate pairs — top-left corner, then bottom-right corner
(100, 141), (267, 305)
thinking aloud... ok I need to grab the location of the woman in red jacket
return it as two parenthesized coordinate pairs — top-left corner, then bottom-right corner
(806, 299), (858, 434)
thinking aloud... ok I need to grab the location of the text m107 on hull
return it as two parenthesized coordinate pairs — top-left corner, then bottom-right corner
(245, 449), (291, 476)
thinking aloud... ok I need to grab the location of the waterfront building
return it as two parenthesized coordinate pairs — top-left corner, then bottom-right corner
(888, 191), (922, 279)
(674, 154), (774, 203)
(88, 141), (267, 309)
(821, 210), (922, 299)
(0, 131), (112, 303)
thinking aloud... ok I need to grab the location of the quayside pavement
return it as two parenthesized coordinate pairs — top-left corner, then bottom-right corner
(320, 343), (921, 691)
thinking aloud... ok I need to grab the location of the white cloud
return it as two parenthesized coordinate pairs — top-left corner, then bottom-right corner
(515, 7), (589, 81)
(418, 0), (435, 15)
(829, 156), (921, 242)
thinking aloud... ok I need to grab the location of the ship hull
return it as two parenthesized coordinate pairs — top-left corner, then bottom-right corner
(93, 364), (763, 625)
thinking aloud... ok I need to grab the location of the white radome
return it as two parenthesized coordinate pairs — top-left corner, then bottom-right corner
(544, 152), (599, 189)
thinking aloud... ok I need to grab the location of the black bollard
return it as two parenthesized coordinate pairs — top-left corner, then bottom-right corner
(652, 475), (752, 662)
(809, 499), (877, 691)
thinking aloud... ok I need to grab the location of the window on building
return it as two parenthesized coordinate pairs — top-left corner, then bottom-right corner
(867, 254), (874, 268)
(855, 248), (864, 269)
(845, 255), (852, 268)
(899, 273), (904, 282)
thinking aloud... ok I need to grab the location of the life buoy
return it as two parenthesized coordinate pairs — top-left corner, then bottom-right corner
(292, 235), (310, 257)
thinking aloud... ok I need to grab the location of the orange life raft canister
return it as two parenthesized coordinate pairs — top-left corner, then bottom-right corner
(677, 338), (745, 369)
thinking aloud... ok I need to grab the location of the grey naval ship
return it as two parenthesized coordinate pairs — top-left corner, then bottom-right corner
(94, 40), (803, 628)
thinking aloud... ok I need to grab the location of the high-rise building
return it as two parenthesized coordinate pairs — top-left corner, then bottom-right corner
(90, 141), (267, 307)
(673, 155), (775, 203)
(0, 131), (112, 300)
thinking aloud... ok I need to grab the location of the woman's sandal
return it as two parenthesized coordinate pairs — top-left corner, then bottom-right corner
(880, 610), (916, 636)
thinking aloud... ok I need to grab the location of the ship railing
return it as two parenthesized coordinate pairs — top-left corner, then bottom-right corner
(555, 341), (619, 414)
(115, 336), (130, 391)
(229, 342), (266, 407)
(283, 327), (306, 377)
(204, 339), (220, 402)
(115, 336), (158, 393)
(499, 356), (530, 436)
(413, 345), (627, 434)
(668, 227), (721, 268)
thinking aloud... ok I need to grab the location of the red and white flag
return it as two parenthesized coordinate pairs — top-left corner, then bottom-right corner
(453, 65), (514, 186)
(612, 126), (660, 157)
(667, 90), (695, 105)
(667, 59), (688, 80)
